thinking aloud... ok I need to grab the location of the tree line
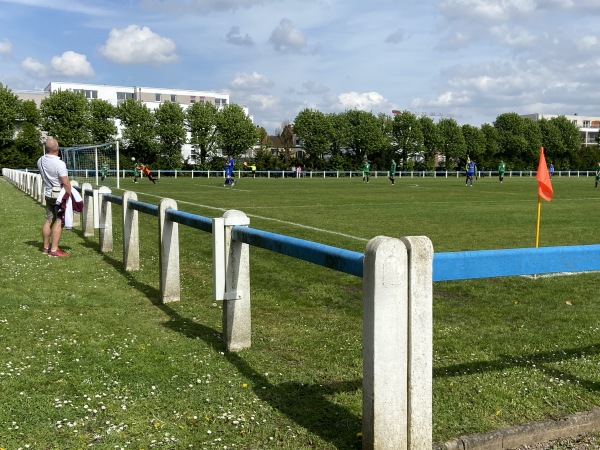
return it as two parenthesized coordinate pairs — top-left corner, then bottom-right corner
(1, 83), (599, 173)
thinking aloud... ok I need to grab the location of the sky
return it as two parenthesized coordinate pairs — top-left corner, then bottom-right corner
(1, 0), (600, 134)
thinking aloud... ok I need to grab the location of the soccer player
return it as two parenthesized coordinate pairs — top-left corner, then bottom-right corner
(466, 159), (476, 186)
(362, 160), (370, 183)
(549, 163), (554, 179)
(101, 160), (109, 182)
(498, 160), (506, 183)
(389, 159), (396, 185)
(595, 162), (600, 188)
(224, 155), (235, 186)
(137, 162), (157, 184)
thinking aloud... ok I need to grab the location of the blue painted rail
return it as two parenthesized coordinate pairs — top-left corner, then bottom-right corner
(78, 188), (600, 282)
(232, 226), (365, 277)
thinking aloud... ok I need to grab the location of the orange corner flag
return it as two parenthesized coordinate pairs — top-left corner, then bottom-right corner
(536, 146), (553, 201)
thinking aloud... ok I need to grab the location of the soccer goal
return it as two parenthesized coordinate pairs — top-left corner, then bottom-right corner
(62, 142), (120, 188)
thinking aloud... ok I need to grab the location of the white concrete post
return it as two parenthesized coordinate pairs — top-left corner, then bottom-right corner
(158, 198), (180, 303)
(122, 191), (139, 271)
(81, 183), (94, 237)
(362, 235), (433, 450)
(221, 210), (251, 352)
(98, 186), (113, 253)
(363, 236), (409, 450)
(402, 236), (433, 450)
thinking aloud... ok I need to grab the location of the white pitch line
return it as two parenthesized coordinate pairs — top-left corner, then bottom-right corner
(116, 189), (369, 242)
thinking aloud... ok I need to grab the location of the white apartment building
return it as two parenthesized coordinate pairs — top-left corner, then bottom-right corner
(521, 113), (599, 146)
(15, 81), (252, 161)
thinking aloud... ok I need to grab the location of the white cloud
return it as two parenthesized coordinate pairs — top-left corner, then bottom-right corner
(440, 0), (536, 22)
(0, 38), (12, 55)
(100, 24), (178, 65)
(490, 25), (536, 48)
(21, 51), (94, 78)
(230, 72), (273, 90)
(269, 19), (307, 53)
(21, 57), (47, 77)
(50, 51), (95, 77)
(247, 94), (278, 110)
(336, 92), (389, 110)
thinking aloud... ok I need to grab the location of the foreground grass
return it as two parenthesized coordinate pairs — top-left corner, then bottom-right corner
(1, 174), (600, 448)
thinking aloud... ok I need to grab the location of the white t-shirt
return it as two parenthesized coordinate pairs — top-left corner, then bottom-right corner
(37, 154), (68, 198)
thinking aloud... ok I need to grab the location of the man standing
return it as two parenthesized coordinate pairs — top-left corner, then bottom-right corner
(362, 160), (370, 183)
(549, 163), (554, 179)
(224, 155), (235, 186)
(595, 162), (600, 188)
(389, 159), (396, 185)
(498, 160), (506, 183)
(466, 159), (476, 186)
(101, 160), (109, 182)
(37, 138), (72, 257)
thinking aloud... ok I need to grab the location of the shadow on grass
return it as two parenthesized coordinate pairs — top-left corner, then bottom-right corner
(65, 230), (361, 448)
(158, 303), (363, 449)
(434, 344), (600, 392)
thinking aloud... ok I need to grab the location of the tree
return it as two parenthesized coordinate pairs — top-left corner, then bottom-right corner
(547, 115), (580, 169)
(117, 98), (157, 164)
(437, 118), (466, 169)
(344, 109), (385, 167)
(461, 124), (485, 166)
(88, 99), (117, 144)
(215, 104), (256, 159)
(187, 101), (218, 164)
(494, 113), (531, 170)
(327, 112), (349, 157)
(155, 101), (186, 170)
(293, 109), (331, 162)
(279, 121), (295, 164)
(14, 100), (42, 167)
(40, 89), (91, 146)
(419, 115), (440, 170)
(480, 123), (499, 169)
(392, 111), (423, 168)
(0, 84), (21, 152)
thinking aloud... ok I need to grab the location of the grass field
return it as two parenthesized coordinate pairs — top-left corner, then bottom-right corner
(1, 172), (600, 449)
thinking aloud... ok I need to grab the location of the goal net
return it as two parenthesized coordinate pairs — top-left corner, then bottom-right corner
(62, 142), (120, 188)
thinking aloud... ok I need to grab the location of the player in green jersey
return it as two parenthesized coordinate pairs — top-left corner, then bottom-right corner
(389, 159), (396, 185)
(498, 160), (506, 183)
(362, 160), (370, 183)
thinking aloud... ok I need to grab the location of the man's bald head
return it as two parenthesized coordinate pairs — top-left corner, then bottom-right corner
(45, 138), (59, 154)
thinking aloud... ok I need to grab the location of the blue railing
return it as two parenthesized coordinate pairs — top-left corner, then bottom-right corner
(93, 189), (600, 282)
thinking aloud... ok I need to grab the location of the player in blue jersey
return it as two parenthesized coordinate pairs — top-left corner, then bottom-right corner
(465, 159), (476, 186)
(224, 155), (235, 187)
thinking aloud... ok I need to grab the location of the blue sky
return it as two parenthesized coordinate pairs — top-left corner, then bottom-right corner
(1, 0), (600, 134)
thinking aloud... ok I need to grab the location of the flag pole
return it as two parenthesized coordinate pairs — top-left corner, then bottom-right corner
(535, 195), (541, 248)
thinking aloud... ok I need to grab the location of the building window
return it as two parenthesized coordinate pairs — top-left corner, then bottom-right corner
(117, 92), (134, 105)
(155, 93), (161, 102)
(171, 94), (176, 102)
(73, 89), (98, 99)
(215, 98), (227, 107)
(583, 120), (591, 127)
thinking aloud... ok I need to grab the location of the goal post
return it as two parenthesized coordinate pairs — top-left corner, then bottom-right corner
(62, 142), (120, 189)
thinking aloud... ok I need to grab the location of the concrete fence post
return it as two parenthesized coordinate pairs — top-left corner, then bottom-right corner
(81, 183), (94, 237)
(216, 210), (251, 352)
(122, 191), (139, 271)
(362, 235), (433, 450)
(98, 186), (113, 253)
(158, 198), (180, 303)
(402, 236), (433, 450)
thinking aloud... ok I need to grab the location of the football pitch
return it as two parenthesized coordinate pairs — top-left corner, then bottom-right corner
(2, 173), (600, 448)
